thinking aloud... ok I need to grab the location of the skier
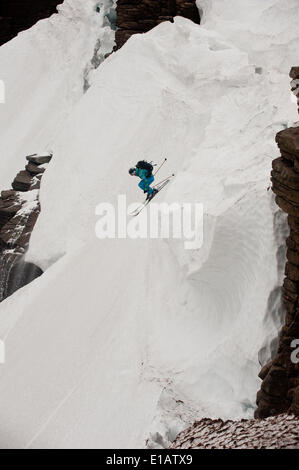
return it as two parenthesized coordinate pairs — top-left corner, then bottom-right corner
(128, 158), (174, 216)
(129, 160), (158, 200)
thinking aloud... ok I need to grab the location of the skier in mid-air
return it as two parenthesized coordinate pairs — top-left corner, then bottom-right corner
(128, 158), (173, 216)
(129, 160), (158, 200)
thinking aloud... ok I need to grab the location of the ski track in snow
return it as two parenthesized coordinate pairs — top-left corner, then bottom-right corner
(0, 0), (298, 449)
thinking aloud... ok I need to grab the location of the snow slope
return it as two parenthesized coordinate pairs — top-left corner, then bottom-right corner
(0, 0), (115, 189)
(0, 0), (298, 449)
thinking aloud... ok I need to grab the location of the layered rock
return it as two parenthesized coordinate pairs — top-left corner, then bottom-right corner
(115, 0), (201, 49)
(0, 1), (63, 46)
(171, 414), (299, 449)
(0, 153), (52, 301)
(255, 67), (299, 418)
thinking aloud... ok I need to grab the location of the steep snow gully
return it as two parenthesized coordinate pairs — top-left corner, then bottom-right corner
(0, 0), (298, 449)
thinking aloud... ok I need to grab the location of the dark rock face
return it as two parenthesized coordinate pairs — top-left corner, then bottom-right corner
(0, 153), (52, 302)
(171, 414), (299, 449)
(255, 67), (299, 418)
(290, 67), (299, 114)
(115, 0), (201, 49)
(0, 0), (63, 46)
(5, 261), (43, 299)
(0, 1), (200, 50)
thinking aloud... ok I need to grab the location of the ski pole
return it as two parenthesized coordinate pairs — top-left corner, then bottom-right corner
(154, 157), (167, 176)
(154, 174), (175, 187)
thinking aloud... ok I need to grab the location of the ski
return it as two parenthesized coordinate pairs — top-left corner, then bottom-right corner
(130, 174), (175, 217)
(129, 199), (151, 217)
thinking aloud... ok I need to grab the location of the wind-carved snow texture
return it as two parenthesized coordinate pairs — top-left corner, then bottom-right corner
(0, 0), (298, 449)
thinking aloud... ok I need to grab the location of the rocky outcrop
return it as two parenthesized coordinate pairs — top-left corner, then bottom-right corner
(171, 414), (299, 449)
(291, 67), (299, 115)
(255, 67), (299, 418)
(0, 1), (201, 51)
(0, 1), (63, 46)
(115, 0), (201, 49)
(0, 153), (52, 301)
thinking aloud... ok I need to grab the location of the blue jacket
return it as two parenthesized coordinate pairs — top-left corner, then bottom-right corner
(135, 168), (149, 180)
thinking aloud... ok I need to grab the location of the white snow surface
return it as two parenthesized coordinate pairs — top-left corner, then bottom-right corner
(0, 0), (298, 449)
(0, 0), (115, 189)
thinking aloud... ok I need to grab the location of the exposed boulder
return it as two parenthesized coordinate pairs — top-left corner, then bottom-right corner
(25, 162), (46, 175)
(276, 127), (299, 158)
(26, 154), (53, 165)
(12, 170), (33, 192)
